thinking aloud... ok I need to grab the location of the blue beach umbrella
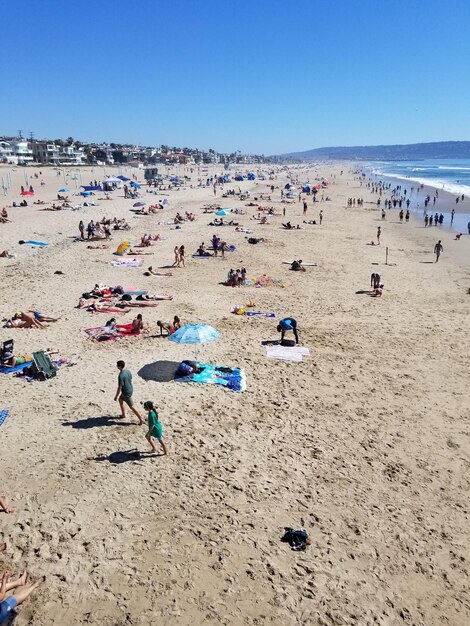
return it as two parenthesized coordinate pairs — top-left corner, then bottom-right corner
(133, 201), (146, 207)
(58, 188), (69, 192)
(216, 209), (228, 216)
(168, 323), (220, 358)
(130, 181), (141, 189)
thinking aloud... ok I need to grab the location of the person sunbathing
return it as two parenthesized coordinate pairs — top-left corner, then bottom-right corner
(145, 266), (172, 276)
(0, 250), (15, 258)
(7, 311), (45, 329)
(134, 293), (173, 301)
(3, 348), (57, 367)
(0, 569), (46, 621)
(290, 260), (306, 272)
(89, 318), (118, 341)
(87, 244), (108, 249)
(131, 314), (144, 333)
(0, 208), (11, 223)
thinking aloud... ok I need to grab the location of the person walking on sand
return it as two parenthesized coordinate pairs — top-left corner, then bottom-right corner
(303, 200), (308, 216)
(114, 360), (144, 424)
(319, 210), (323, 224)
(377, 226), (381, 245)
(451, 208), (455, 225)
(79, 220), (85, 240)
(434, 240), (443, 263)
(171, 246), (180, 267)
(143, 401), (168, 455)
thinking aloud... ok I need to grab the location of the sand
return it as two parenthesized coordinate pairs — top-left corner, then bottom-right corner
(0, 162), (469, 626)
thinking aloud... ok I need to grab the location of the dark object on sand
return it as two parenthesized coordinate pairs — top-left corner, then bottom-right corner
(281, 528), (311, 551)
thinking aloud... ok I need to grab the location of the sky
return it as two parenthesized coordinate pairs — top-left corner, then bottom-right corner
(1, 0), (469, 154)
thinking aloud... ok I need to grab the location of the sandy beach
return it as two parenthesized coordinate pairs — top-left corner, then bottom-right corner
(0, 163), (469, 626)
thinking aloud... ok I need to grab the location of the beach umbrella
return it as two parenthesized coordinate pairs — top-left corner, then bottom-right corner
(104, 176), (122, 183)
(117, 175), (130, 181)
(130, 181), (141, 189)
(216, 209), (228, 216)
(58, 187), (69, 192)
(168, 323), (220, 358)
(21, 191), (34, 196)
(133, 202), (146, 207)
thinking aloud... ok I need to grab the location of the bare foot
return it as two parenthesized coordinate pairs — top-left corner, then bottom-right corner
(17, 571), (28, 586)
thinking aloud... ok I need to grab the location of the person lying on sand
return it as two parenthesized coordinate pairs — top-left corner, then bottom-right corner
(0, 250), (15, 258)
(89, 318), (118, 341)
(3, 348), (57, 367)
(5, 311), (54, 329)
(133, 293), (173, 301)
(0, 569), (46, 622)
(77, 298), (130, 313)
(0, 496), (13, 514)
(144, 266), (172, 277)
(128, 249), (153, 256)
(87, 244), (108, 249)
(290, 260), (306, 272)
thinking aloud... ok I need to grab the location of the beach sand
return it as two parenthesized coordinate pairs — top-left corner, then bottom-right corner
(0, 163), (469, 625)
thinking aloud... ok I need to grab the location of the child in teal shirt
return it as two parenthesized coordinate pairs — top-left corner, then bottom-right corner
(143, 401), (168, 456)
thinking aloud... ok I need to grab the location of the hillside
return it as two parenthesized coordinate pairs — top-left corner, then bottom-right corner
(278, 141), (470, 161)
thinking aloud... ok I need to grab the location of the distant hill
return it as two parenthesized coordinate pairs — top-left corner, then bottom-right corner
(278, 141), (470, 161)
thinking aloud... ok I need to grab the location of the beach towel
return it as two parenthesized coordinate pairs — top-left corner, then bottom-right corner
(192, 254), (213, 259)
(0, 410), (9, 427)
(266, 345), (310, 362)
(247, 310), (274, 318)
(24, 240), (49, 247)
(122, 290), (148, 296)
(112, 258), (142, 268)
(0, 361), (33, 374)
(175, 363), (246, 391)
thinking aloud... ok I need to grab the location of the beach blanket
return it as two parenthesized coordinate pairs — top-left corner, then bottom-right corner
(122, 290), (148, 296)
(266, 345), (310, 362)
(84, 323), (141, 341)
(175, 363), (246, 391)
(112, 258), (142, 267)
(192, 254), (213, 259)
(0, 409), (9, 427)
(24, 240), (48, 247)
(0, 361), (33, 374)
(245, 311), (276, 318)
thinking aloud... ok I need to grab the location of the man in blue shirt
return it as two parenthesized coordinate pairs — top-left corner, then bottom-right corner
(277, 318), (299, 345)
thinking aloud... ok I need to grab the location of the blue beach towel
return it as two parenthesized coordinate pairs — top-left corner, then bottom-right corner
(175, 363), (246, 391)
(0, 410), (9, 427)
(0, 361), (33, 374)
(24, 240), (49, 247)
(122, 290), (148, 296)
(245, 312), (276, 318)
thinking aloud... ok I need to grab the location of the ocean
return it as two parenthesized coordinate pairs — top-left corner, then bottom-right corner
(370, 159), (470, 197)
(367, 159), (470, 233)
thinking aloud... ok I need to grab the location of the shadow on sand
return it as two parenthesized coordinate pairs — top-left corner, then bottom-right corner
(94, 449), (159, 464)
(138, 360), (180, 382)
(62, 415), (133, 429)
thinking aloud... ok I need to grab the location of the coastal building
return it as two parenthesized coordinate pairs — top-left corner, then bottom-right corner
(31, 141), (85, 165)
(0, 140), (34, 164)
(0, 141), (15, 163)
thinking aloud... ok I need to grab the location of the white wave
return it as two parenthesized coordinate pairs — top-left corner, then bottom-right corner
(371, 170), (470, 196)
(438, 166), (470, 171)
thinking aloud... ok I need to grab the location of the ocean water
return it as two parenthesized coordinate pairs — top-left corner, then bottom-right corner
(370, 159), (470, 196)
(368, 159), (470, 233)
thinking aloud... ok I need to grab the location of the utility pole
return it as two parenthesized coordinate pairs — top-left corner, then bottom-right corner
(17, 129), (23, 139)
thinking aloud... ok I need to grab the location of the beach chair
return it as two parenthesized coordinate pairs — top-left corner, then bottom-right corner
(0, 339), (14, 365)
(32, 351), (57, 380)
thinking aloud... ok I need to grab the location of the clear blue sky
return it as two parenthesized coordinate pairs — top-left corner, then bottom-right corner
(1, 0), (469, 154)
